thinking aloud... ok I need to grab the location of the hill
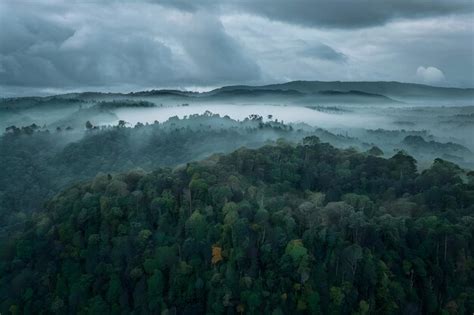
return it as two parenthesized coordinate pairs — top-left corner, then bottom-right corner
(1, 139), (473, 314)
(3, 80), (472, 105)
(210, 81), (474, 103)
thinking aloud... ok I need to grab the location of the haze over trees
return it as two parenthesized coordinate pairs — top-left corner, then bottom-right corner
(0, 81), (473, 314)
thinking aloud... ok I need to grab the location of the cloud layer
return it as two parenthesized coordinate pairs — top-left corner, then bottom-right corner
(0, 0), (473, 94)
(230, 0), (473, 28)
(0, 1), (261, 91)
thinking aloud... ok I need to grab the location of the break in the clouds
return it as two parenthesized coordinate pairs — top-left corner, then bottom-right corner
(0, 0), (473, 95)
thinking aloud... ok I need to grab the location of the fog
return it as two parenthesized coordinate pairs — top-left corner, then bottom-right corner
(1, 90), (473, 170)
(1, 92), (474, 228)
(114, 103), (474, 150)
(114, 104), (392, 130)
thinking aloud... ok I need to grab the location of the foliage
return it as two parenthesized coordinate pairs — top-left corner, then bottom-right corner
(0, 114), (310, 227)
(1, 138), (473, 314)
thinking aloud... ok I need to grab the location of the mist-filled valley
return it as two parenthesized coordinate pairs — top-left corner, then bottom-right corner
(3, 0), (474, 312)
(2, 82), (474, 176)
(1, 81), (474, 314)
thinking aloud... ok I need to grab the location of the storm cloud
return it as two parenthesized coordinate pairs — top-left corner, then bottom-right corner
(158, 0), (473, 28)
(0, 0), (473, 95)
(230, 0), (473, 28)
(0, 1), (261, 91)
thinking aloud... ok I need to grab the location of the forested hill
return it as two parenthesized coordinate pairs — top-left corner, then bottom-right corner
(1, 137), (473, 314)
(3, 80), (472, 104)
(0, 114), (317, 226)
(210, 81), (474, 101)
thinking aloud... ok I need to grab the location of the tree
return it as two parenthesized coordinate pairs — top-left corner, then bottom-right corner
(211, 245), (223, 264)
(185, 211), (207, 241)
(285, 239), (310, 283)
(367, 146), (383, 156)
(147, 270), (164, 311)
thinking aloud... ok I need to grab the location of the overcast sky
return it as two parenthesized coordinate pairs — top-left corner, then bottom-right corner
(1, 0), (473, 96)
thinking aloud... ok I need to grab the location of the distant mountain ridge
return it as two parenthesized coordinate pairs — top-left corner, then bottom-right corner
(116, 81), (473, 104)
(209, 80), (474, 101)
(128, 86), (402, 104)
(2, 80), (473, 104)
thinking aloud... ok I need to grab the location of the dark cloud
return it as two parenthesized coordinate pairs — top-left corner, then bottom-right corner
(0, 11), (73, 55)
(0, 10), (175, 87)
(0, 8), (74, 86)
(0, 1), (260, 89)
(154, 0), (473, 29)
(0, 0), (472, 92)
(232, 0), (473, 28)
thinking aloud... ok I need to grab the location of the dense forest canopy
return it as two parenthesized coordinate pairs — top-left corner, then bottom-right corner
(0, 82), (473, 314)
(1, 137), (473, 314)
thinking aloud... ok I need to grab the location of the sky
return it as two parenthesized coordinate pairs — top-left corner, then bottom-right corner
(0, 0), (473, 96)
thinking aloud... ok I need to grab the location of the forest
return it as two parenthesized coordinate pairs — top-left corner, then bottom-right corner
(1, 135), (473, 314)
(1, 81), (474, 314)
(0, 113), (314, 227)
